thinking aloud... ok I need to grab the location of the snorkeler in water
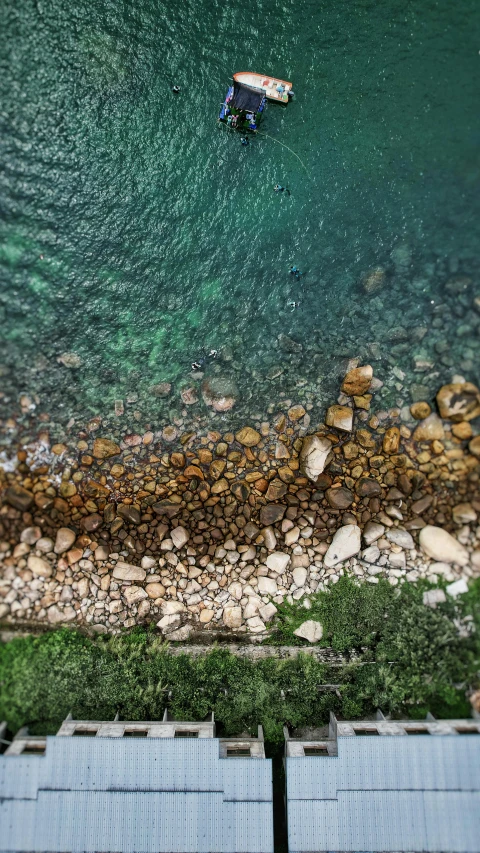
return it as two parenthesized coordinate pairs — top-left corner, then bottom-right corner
(289, 265), (303, 280)
(191, 350), (217, 371)
(274, 184), (291, 195)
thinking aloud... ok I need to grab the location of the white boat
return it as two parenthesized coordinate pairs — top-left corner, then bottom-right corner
(233, 72), (293, 103)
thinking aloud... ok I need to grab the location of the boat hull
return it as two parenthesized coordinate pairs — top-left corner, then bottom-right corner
(233, 72), (293, 103)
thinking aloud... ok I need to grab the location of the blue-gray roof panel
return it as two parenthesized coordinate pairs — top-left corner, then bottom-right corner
(287, 735), (480, 853)
(0, 738), (273, 853)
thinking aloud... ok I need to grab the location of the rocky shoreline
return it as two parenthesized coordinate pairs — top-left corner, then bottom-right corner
(1, 364), (479, 640)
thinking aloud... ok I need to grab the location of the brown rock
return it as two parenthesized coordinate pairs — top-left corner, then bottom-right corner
(316, 473), (332, 490)
(410, 401), (431, 420)
(451, 422), (473, 440)
(170, 452), (185, 467)
(260, 504), (286, 526)
(383, 427), (400, 455)
(153, 499), (182, 518)
(354, 394), (372, 410)
(355, 478), (382, 497)
(413, 413), (445, 442)
(184, 464), (204, 479)
(67, 548), (83, 565)
(92, 437), (121, 459)
(326, 486), (354, 509)
(278, 466), (295, 484)
(436, 382), (480, 422)
(356, 429), (376, 449)
(117, 504), (141, 525)
(325, 405), (353, 432)
(236, 426), (261, 447)
(288, 404), (306, 421)
(342, 441), (359, 460)
(266, 479), (288, 501)
(82, 513), (103, 532)
(211, 478), (229, 495)
(275, 442), (291, 460)
(469, 436), (480, 458)
(342, 365), (373, 396)
(4, 484), (34, 511)
(231, 481), (250, 501)
(210, 459), (226, 480)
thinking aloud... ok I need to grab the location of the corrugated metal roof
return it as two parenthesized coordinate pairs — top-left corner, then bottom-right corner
(44, 735), (223, 792)
(287, 735), (480, 852)
(0, 738), (273, 853)
(222, 758), (272, 802)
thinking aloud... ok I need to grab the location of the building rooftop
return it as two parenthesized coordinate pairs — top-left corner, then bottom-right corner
(0, 717), (273, 853)
(286, 714), (480, 853)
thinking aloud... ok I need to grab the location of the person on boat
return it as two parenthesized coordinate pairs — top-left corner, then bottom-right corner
(276, 82), (285, 94)
(274, 184), (291, 195)
(241, 137), (249, 146)
(231, 115), (238, 128)
(172, 85), (180, 94)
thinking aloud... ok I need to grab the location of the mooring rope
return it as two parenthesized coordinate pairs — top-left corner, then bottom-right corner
(255, 130), (309, 174)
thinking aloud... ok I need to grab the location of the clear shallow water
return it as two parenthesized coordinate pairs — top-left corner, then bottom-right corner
(1, 0), (479, 433)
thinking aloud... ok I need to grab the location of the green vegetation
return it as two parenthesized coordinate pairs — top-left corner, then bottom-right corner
(1, 579), (479, 743)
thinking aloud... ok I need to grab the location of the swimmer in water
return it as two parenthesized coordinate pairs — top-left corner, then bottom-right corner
(289, 265), (303, 280)
(287, 299), (300, 312)
(274, 184), (291, 195)
(191, 350), (218, 371)
(172, 85), (180, 94)
(240, 137), (249, 146)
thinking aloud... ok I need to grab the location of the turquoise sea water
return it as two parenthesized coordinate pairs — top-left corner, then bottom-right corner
(1, 0), (479, 434)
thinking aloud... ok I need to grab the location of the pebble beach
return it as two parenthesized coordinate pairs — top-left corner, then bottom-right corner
(1, 359), (479, 640)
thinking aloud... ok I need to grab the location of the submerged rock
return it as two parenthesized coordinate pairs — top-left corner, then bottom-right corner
(201, 376), (238, 412)
(413, 413), (445, 442)
(57, 352), (82, 369)
(93, 437), (121, 459)
(410, 401), (432, 420)
(362, 266), (385, 294)
(436, 382), (480, 422)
